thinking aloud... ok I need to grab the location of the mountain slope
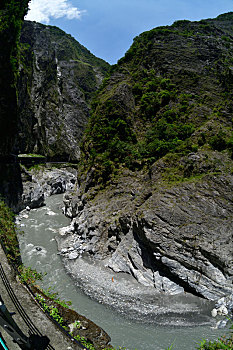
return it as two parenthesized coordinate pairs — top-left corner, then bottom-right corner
(62, 13), (233, 305)
(0, 1), (29, 208)
(80, 12), (233, 181)
(18, 21), (110, 161)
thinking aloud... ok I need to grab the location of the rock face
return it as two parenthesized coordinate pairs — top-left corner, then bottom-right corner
(62, 159), (233, 302)
(61, 13), (233, 317)
(0, 1), (29, 156)
(17, 21), (109, 161)
(0, 1), (29, 208)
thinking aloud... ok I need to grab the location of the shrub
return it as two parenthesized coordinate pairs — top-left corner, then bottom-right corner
(0, 200), (21, 265)
(140, 92), (160, 116)
(209, 131), (227, 151)
(159, 90), (171, 105)
(18, 266), (44, 285)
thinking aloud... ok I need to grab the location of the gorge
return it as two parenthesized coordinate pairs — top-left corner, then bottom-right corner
(0, 2), (233, 349)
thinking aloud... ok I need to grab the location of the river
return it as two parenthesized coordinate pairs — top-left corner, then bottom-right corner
(17, 194), (227, 350)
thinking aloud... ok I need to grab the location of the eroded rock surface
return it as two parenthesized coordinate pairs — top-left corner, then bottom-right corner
(60, 154), (233, 317)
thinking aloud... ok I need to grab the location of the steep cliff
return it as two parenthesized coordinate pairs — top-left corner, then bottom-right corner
(18, 21), (110, 161)
(0, 0), (29, 156)
(61, 13), (233, 306)
(0, 1), (29, 208)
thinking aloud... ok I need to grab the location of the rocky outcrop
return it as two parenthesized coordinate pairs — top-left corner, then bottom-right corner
(17, 21), (109, 161)
(60, 149), (233, 322)
(17, 165), (77, 212)
(28, 165), (77, 197)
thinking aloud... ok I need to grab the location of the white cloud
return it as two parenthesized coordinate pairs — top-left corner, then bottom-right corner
(25, 0), (85, 24)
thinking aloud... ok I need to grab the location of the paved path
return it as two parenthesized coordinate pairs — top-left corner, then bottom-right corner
(0, 244), (83, 350)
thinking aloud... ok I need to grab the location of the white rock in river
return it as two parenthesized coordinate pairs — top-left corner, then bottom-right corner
(45, 209), (57, 216)
(211, 308), (217, 317)
(218, 305), (228, 315)
(68, 251), (78, 260)
(21, 214), (29, 219)
(58, 224), (74, 236)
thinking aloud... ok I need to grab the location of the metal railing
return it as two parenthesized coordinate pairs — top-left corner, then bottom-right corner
(0, 263), (53, 350)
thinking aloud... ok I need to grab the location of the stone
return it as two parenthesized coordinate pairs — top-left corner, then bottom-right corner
(45, 209), (57, 216)
(218, 305), (228, 316)
(216, 319), (228, 329)
(60, 248), (68, 254)
(18, 166), (78, 212)
(211, 308), (217, 317)
(58, 224), (74, 236)
(20, 180), (44, 210)
(68, 251), (78, 260)
(21, 214), (29, 219)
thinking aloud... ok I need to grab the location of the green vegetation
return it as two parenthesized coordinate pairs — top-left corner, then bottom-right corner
(42, 287), (72, 309)
(81, 71), (200, 183)
(79, 14), (233, 186)
(0, 0), (29, 155)
(216, 12), (233, 21)
(35, 294), (64, 325)
(196, 323), (233, 349)
(0, 0), (29, 78)
(18, 265), (45, 284)
(0, 200), (21, 264)
(34, 287), (129, 350)
(17, 267), (97, 349)
(209, 130), (233, 155)
(43, 24), (110, 102)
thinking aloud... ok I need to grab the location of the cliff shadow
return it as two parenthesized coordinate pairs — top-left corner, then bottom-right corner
(0, 159), (23, 212)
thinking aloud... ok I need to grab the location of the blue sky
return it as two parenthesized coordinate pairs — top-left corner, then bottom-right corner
(26, 0), (233, 64)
